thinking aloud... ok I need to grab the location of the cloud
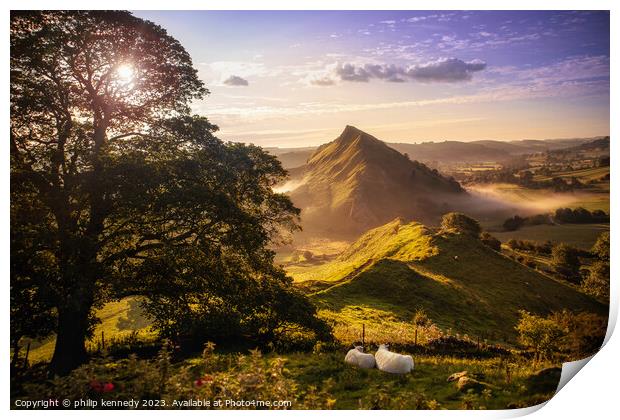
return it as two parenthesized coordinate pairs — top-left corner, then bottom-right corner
(309, 76), (336, 86)
(334, 63), (372, 82)
(315, 58), (487, 85)
(406, 58), (487, 81)
(223, 75), (249, 86)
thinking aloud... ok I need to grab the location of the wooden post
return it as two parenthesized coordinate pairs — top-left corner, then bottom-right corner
(414, 327), (418, 346)
(23, 342), (31, 369)
(101, 330), (105, 351)
(362, 324), (365, 351)
(11, 343), (20, 368)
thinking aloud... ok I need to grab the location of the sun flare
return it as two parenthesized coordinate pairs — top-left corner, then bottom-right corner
(116, 63), (135, 83)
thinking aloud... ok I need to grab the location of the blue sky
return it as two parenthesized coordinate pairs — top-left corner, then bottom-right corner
(134, 10), (610, 146)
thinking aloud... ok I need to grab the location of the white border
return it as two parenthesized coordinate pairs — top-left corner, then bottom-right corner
(3, 1), (617, 419)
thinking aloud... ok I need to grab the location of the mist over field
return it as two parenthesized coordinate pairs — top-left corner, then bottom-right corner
(467, 184), (599, 214)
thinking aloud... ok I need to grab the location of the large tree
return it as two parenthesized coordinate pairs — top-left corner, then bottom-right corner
(11, 11), (325, 375)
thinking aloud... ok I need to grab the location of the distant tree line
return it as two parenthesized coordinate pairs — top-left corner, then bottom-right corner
(554, 207), (609, 224)
(503, 207), (609, 231)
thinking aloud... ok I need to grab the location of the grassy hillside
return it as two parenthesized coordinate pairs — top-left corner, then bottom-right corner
(290, 219), (605, 344)
(24, 297), (153, 363)
(288, 126), (465, 236)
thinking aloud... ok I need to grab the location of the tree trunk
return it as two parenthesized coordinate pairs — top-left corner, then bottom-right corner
(49, 304), (91, 375)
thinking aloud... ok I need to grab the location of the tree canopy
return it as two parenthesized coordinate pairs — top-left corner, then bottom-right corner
(11, 10), (328, 374)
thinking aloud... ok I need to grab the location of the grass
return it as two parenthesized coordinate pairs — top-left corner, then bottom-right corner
(317, 305), (443, 347)
(288, 219), (436, 283)
(492, 223), (609, 250)
(271, 351), (559, 409)
(289, 219), (606, 344)
(14, 345), (560, 410)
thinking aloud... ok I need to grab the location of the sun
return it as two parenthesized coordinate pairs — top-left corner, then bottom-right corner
(116, 63), (135, 83)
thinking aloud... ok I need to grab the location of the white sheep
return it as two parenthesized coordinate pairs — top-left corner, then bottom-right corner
(344, 346), (376, 369)
(375, 344), (414, 374)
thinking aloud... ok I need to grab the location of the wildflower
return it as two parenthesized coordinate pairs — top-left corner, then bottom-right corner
(90, 380), (104, 392)
(194, 374), (214, 387)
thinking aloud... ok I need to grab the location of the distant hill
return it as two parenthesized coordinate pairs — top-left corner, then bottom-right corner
(565, 136), (610, 152)
(265, 147), (315, 169)
(388, 141), (512, 163)
(472, 137), (605, 155)
(287, 126), (465, 236)
(265, 136), (605, 168)
(294, 219), (605, 342)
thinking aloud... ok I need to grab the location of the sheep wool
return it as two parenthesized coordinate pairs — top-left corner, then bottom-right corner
(375, 344), (414, 374)
(344, 346), (376, 369)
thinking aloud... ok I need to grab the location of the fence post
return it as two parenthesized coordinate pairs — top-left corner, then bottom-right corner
(101, 330), (105, 351)
(23, 342), (31, 369)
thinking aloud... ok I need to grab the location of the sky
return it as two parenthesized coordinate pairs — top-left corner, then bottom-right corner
(134, 10), (610, 147)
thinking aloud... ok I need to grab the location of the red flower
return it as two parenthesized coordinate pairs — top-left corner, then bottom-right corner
(90, 380), (104, 392)
(194, 374), (214, 387)
(102, 382), (115, 393)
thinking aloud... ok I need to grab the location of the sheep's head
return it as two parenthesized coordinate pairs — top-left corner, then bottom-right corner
(354, 346), (363, 351)
(378, 344), (389, 350)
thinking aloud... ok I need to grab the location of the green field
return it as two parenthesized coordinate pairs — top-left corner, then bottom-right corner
(493, 223), (609, 250)
(533, 166), (609, 183)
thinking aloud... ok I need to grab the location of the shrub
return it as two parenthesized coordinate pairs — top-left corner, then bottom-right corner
(503, 216), (525, 231)
(551, 244), (581, 282)
(524, 214), (551, 226)
(480, 232), (501, 251)
(551, 311), (607, 359)
(17, 343), (337, 409)
(582, 261), (610, 299)
(441, 213), (481, 236)
(534, 241), (553, 255)
(591, 231), (610, 261)
(359, 387), (440, 409)
(515, 311), (565, 361)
